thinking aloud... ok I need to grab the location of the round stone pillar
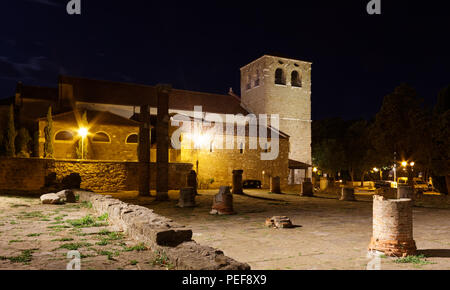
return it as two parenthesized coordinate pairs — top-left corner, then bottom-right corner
(339, 186), (356, 201)
(210, 186), (235, 215)
(270, 176), (281, 194)
(397, 185), (414, 200)
(319, 177), (328, 191)
(232, 170), (243, 195)
(368, 195), (416, 257)
(186, 170), (198, 195)
(177, 187), (196, 208)
(300, 178), (314, 197)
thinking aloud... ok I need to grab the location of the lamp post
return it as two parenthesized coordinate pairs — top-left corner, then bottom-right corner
(78, 127), (88, 160)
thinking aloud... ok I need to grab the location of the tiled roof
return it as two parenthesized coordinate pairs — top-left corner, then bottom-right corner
(37, 109), (140, 127)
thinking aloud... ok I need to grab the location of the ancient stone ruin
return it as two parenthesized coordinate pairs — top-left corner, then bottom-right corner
(270, 176), (281, 194)
(368, 195), (417, 257)
(339, 185), (356, 201)
(265, 216), (294, 229)
(177, 187), (196, 208)
(210, 186), (235, 215)
(40, 189), (76, 204)
(232, 170), (243, 194)
(397, 185), (414, 200)
(300, 178), (314, 197)
(186, 170), (198, 195)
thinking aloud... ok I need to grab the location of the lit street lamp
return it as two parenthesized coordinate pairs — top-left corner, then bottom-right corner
(78, 127), (88, 159)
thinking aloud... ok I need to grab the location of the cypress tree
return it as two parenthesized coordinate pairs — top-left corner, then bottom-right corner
(44, 106), (54, 158)
(5, 104), (16, 157)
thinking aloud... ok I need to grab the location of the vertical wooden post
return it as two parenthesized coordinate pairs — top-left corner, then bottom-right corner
(156, 84), (171, 201)
(138, 104), (150, 196)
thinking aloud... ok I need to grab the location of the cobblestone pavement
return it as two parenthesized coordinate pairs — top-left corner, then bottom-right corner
(112, 189), (450, 270)
(0, 195), (169, 270)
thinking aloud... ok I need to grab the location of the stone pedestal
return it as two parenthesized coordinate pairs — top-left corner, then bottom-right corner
(368, 195), (417, 257)
(300, 178), (313, 197)
(397, 185), (414, 200)
(177, 187), (196, 208)
(270, 176), (281, 194)
(319, 177), (328, 191)
(210, 186), (235, 215)
(186, 170), (198, 195)
(265, 216), (293, 228)
(232, 170), (243, 195)
(340, 186), (356, 201)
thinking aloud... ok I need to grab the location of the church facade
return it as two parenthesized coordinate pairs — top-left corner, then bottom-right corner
(3, 55), (312, 190)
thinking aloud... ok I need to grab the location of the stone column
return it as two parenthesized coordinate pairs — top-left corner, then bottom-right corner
(232, 169), (243, 194)
(319, 177), (328, 191)
(186, 170), (198, 195)
(339, 186), (356, 201)
(156, 84), (171, 201)
(300, 178), (313, 197)
(368, 195), (417, 257)
(210, 186), (235, 215)
(177, 187), (196, 208)
(397, 185), (414, 200)
(138, 104), (150, 196)
(270, 176), (281, 194)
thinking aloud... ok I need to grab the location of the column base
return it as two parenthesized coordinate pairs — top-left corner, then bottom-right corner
(368, 237), (417, 257)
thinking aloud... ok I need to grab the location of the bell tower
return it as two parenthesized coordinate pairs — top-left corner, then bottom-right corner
(240, 55), (312, 166)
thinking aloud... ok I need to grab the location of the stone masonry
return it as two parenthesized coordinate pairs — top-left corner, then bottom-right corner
(77, 190), (250, 270)
(368, 195), (417, 257)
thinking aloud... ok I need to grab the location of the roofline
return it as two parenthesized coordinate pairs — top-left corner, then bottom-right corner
(36, 109), (141, 125)
(240, 54), (312, 71)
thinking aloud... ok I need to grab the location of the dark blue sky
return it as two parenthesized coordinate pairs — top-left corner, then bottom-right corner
(0, 0), (449, 120)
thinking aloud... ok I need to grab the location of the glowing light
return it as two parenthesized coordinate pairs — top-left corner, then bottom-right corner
(373, 167), (379, 172)
(78, 127), (88, 137)
(313, 167), (318, 173)
(410, 162), (415, 167)
(401, 161), (407, 167)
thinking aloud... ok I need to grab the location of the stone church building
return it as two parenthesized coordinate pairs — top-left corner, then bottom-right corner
(3, 55), (312, 190)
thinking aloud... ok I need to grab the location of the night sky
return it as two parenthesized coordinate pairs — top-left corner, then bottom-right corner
(0, 0), (449, 120)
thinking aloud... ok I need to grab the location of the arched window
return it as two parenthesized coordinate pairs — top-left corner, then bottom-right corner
(239, 143), (244, 154)
(275, 68), (286, 85)
(254, 70), (260, 87)
(291, 71), (302, 87)
(92, 132), (110, 143)
(55, 131), (73, 141)
(126, 133), (138, 144)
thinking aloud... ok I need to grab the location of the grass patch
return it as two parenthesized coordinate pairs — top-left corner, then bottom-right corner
(66, 215), (107, 228)
(394, 255), (433, 265)
(130, 260), (138, 265)
(9, 239), (24, 244)
(26, 233), (42, 237)
(98, 250), (120, 261)
(123, 243), (147, 252)
(80, 201), (92, 209)
(96, 239), (109, 246)
(152, 251), (173, 269)
(59, 242), (92, 251)
(97, 213), (108, 221)
(0, 249), (37, 264)
(47, 225), (71, 229)
(17, 211), (47, 219)
(51, 237), (74, 242)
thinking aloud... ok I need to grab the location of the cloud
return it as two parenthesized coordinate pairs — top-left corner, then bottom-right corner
(25, 0), (63, 7)
(0, 56), (66, 83)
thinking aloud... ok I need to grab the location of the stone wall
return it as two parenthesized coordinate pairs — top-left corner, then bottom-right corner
(0, 157), (192, 193)
(180, 135), (290, 189)
(77, 190), (250, 270)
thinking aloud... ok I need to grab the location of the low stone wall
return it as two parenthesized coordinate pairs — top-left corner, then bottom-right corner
(77, 190), (250, 270)
(0, 157), (193, 193)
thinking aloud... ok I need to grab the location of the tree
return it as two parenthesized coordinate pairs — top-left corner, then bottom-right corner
(16, 128), (32, 157)
(44, 106), (54, 158)
(429, 86), (450, 194)
(5, 104), (16, 157)
(344, 120), (373, 184)
(76, 111), (88, 159)
(371, 84), (430, 183)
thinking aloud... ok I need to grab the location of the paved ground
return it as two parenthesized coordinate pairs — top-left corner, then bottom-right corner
(1, 190), (449, 270)
(0, 195), (170, 270)
(113, 189), (450, 270)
